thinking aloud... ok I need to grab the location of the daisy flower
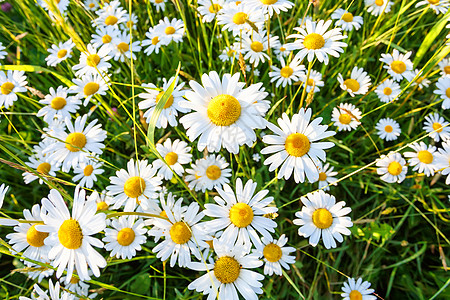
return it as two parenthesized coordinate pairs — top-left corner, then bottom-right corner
(285, 19), (347, 65)
(179, 71), (268, 154)
(331, 8), (364, 31)
(404, 142), (438, 176)
(121, 12), (138, 31)
(155, 17), (185, 45)
(21, 262), (54, 283)
(380, 49), (414, 81)
(376, 152), (408, 183)
(337, 66), (371, 97)
(110, 32), (142, 62)
(94, 2), (126, 29)
(185, 154), (232, 192)
(274, 43), (291, 58)
(341, 277), (376, 300)
(241, 30), (280, 67)
(438, 56), (450, 77)
(375, 117), (401, 141)
(255, 234), (296, 276)
(187, 238), (264, 300)
(245, 0), (294, 17)
(0, 70), (27, 109)
(45, 39), (75, 67)
(43, 115), (107, 172)
(416, 0), (449, 14)
(103, 216), (147, 259)
(0, 42), (6, 62)
(72, 44), (112, 77)
(434, 76), (450, 109)
(410, 69), (431, 89)
(142, 26), (164, 55)
(138, 76), (189, 128)
(218, 43), (240, 62)
(294, 190), (352, 249)
(423, 112), (450, 142)
(217, 3), (265, 37)
(87, 190), (114, 212)
(316, 161), (338, 191)
(197, 0), (224, 22)
(0, 183), (9, 209)
(72, 158), (104, 188)
(269, 57), (305, 88)
(375, 78), (401, 103)
(23, 142), (60, 184)
(299, 69), (324, 93)
(203, 178), (278, 247)
(364, 0), (393, 16)
(435, 140), (450, 184)
(106, 158), (162, 212)
(153, 138), (192, 180)
(70, 73), (110, 106)
(331, 103), (362, 132)
(37, 86), (81, 123)
(84, 0), (99, 11)
(20, 280), (72, 300)
(90, 26), (120, 51)
(38, 0), (70, 18)
(261, 109), (336, 183)
(150, 0), (166, 12)
(37, 187), (107, 283)
(60, 273), (94, 298)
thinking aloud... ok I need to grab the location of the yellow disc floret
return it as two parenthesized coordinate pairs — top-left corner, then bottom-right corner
(165, 26), (176, 35)
(152, 36), (160, 45)
(387, 161), (402, 176)
(342, 12), (354, 22)
(207, 94), (241, 126)
(1, 82), (14, 95)
(285, 133), (311, 157)
(432, 122), (443, 133)
(58, 219), (83, 249)
(57, 49), (68, 59)
(124, 176), (146, 198)
(102, 35), (112, 44)
(312, 208), (333, 229)
(383, 87), (392, 95)
(97, 201), (109, 211)
(375, 0), (384, 6)
(170, 221), (192, 244)
(303, 33), (325, 50)
(117, 227), (135, 246)
(280, 66), (294, 78)
(339, 113), (352, 125)
(428, 0), (440, 4)
(229, 202), (254, 228)
(206, 165), (221, 180)
(349, 290), (363, 300)
(84, 82), (100, 96)
(209, 4), (221, 13)
(232, 12), (247, 25)
(417, 150), (433, 164)
(384, 125), (393, 133)
(446, 88), (450, 98)
(263, 243), (282, 262)
(51, 97), (67, 110)
(261, 0), (278, 3)
(344, 79), (360, 93)
(37, 162), (51, 174)
(83, 165), (94, 176)
(86, 54), (101, 67)
(318, 172), (327, 181)
(105, 15), (118, 26)
(444, 66), (450, 74)
(26, 225), (49, 247)
(165, 152), (178, 165)
(65, 132), (87, 152)
(391, 61), (406, 74)
(117, 42), (129, 53)
(155, 91), (174, 108)
(250, 41), (264, 52)
(214, 256), (241, 284)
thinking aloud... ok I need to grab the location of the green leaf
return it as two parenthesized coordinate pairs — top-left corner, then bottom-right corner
(0, 65), (73, 87)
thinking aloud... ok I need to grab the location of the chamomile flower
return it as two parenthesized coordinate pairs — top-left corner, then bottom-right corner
(103, 216), (147, 259)
(39, 0), (70, 17)
(293, 190), (352, 249)
(84, 0), (99, 11)
(375, 118), (401, 141)
(198, 0), (224, 22)
(150, 0), (166, 12)
(434, 76), (450, 109)
(337, 66), (371, 97)
(19, 280), (72, 300)
(423, 112), (450, 142)
(153, 138), (192, 180)
(404, 142), (438, 176)
(269, 57), (305, 88)
(285, 19), (347, 65)
(410, 69), (431, 89)
(87, 190), (114, 212)
(274, 43), (291, 58)
(438, 57), (450, 76)
(375, 79), (401, 103)
(72, 158), (104, 188)
(70, 73), (110, 106)
(21, 262), (54, 283)
(45, 39), (75, 67)
(246, 0), (294, 17)
(241, 30), (280, 67)
(23, 143), (60, 184)
(341, 277), (377, 300)
(416, 0), (449, 14)
(254, 234), (296, 276)
(376, 152), (408, 183)
(37, 86), (81, 123)
(261, 109), (335, 183)
(185, 154), (232, 192)
(90, 26), (120, 51)
(331, 103), (362, 132)
(138, 77), (189, 128)
(121, 12), (138, 31)
(203, 178), (278, 247)
(155, 17), (185, 45)
(0, 70), (27, 109)
(106, 158), (162, 212)
(38, 187), (107, 283)
(299, 69), (324, 93)
(179, 71), (268, 154)
(316, 161), (338, 191)
(217, 3), (265, 37)
(218, 43), (240, 62)
(43, 115), (107, 172)
(142, 26), (164, 55)
(0, 183), (9, 208)
(331, 9), (364, 31)
(72, 44), (112, 77)
(110, 32), (142, 62)
(60, 274), (93, 298)
(364, 0), (393, 16)
(435, 140), (450, 184)
(0, 42), (6, 62)
(380, 49), (414, 81)
(94, 3), (126, 29)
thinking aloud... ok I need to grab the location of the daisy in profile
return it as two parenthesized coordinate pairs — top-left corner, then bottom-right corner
(436, 140), (450, 184)
(38, 0), (70, 18)
(23, 142), (60, 184)
(110, 32), (142, 62)
(185, 154), (231, 192)
(150, 0), (166, 12)
(37, 86), (81, 123)
(0, 183), (9, 208)
(0, 70), (27, 109)
(37, 187), (107, 283)
(20, 280), (72, 300)
(410, 69), (431, 89)
(245, 0), (294, 17)
(90, 26), (120, 51)
(375, 118), (401, 141)
(438, 57), (450, 77)
(217, 3), (265, 37)
(87, 190), (114, 212)
(404, 142), (438, 177)
(0, 42), (6, 62)
(254, 234), (296, 276)
(121, 12), (138, 31)
(285, 19), (347, 65)
(331, 103), (362, 132)
(45, 39), (76, 67)
(341, 277), (377, 300)
(241, 30), (280, 67)
(423, 112), (450, 142)
(434, 76), (450, 109)
(103, 216), (147, 259)
(153, 138), (192, 180)
(331, 8), (364, 31)
(179, 71), (268, 153)
(72, 158), (104, 188)
(106, 158), (162, 212)
(364, 0), (393, 16)
(197, 0), (224, 22)
(203, 178), (278, 247)
(142, 26), (164, 55)
(155, 17), (185, 45)
(71, 73), (110, 106)
(261, 109), (336, 183)
(380, 49), (414, 81)
(72, 44), (112, 77)
(376, 152), (408, 183)
(269, 57), (305, 88)
(138, 77), (189, 128)
(316, 161), (338, 191)
(375, 79), (401, 103)
(337, 66), (371, 97)
(218, 44), (240, 62)
(60, 273), (95, 299)
(299, 69), (324, 93)
(293, 190), (352, 249)
(416, 0), (449, 14)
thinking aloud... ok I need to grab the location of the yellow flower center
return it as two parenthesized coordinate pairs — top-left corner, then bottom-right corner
(384, 125), (393, 132)
(232, 12), (247, 25)
(344, 79), (360, 92)
(126, 21), (134, 28)
(206, 165), (221, 180)
(261, 0), (278, 3)
(152, 36), (160, 45)
(169, 221), (192, 244)
(417, 150), (433, 164)
(96, 201), (108, 211)
(318, 172), (327, 181)
(312, 208), (333, 229)
(58, 219), (83, 249)
(263, 243), (282, 262)
(89, 3), (95, 8)
(339, 113), (352, 125)
(124, 176), (146, 198)
(37, 162), (51, 174)
(307, 78), (315, 86)
(207, 94), (241, 126)
(284, 133), (311, 157)
(57, 49), (68, 59)
(155, 0), (163, 3)
(250, 41), (264, 52)
(51, 96), (67, 110)
(229, 202), (254, 228)
(86, 54), (101, 67)
(280, 66), (294, 78)
(227, 49), (236, 57)
(214, 256), (241, 284)
(444, 66), (450, 74)
(391, 61), (406, 74)
(155, 91), (174, 108)
(349, 290), (363, 300)
(102, 34), (112, 44)
(70, 276), (80, 284)
(342, 12), (354, 22)
(83, 165), (94, 176)
(165, 26), (176, 35)
(432, 122), (443, 133)
(445, 87), (450, 98)
(165, 152), (178, 165)
(26, 225), (49, 248)
(209, 4), (221, 13)
(117, 227), (135, 246)
(383, 87), (392, 95)
(105, 15), (118, 26)
(303, 33), (325, 50)
(279, 47), (286, 52)
(387, 161), (402, 176)
(1, 82), (15, 95)
(84, 82), (100, 96)
(375, 0), (384, 6)
(117, 42), (129, 53)
(65, 132), (87, 152)
(428, 0), (440, 4)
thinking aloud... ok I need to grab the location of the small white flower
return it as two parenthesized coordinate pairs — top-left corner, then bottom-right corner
(341, 277), (377, 300)
(316, 161), (338, 191)
(331, 8), (364, 31)
(423, 112), (450, 142)
(149, 0), (166, 12)
(375, 79), (401, 103)
(197, 0), (224, 22)
(218, 43), (240, 62)
(416, 0), (449, 14)
(94, 2), (126, 29)
(153, 138), (192, 180)
(142, 26), (164, 55)
(252, 153), (261, 162)
(404, 142), (438, 177)
(438, 56), (450, 77)
(37, 86), (81, 123)
(217, 3), (265, 37)
(23, 141), (60, 184)
(90, 26), (120, 51)
(110, 32), (142, 62)
(254, 234), (296, 276)
(376, 152), (408, 183)
(0, 70), (27, 109)
(45, 39), (75, 67)
(375, 117), (401, 141)
(121, 12), (138, 31)
(337, 66), (371, 96)
(331, 103), (362, 131)
(185, 154), (231, 192)
(364, 0), (393, 16)
(410, 69), (431, 89)
(72, 158), (104, 188)
(70, 73), (110, 106)
(269, 57), (305, 88)
(299, 69), (324, 93)
(72, 44), (112, 77)
(380, 49), (414, 81)
(154, 17), (185, 45)
(240, 30), (280, 67)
